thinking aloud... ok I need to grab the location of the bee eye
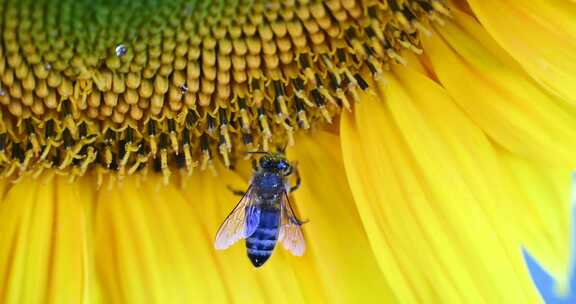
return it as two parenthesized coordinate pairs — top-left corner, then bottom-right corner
(277, 161), (290, 172)
(260, 158), (271, 169)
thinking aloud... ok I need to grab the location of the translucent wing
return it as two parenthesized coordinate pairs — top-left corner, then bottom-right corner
(278, 192), (306, 256)
(214, 186), (261, 250)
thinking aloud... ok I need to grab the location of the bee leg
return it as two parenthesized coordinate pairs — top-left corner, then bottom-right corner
(291, 216), (309, 226)
(289, 167), (301, 193)
(226, 185), (245, 197)
(251, 158), (258, 171)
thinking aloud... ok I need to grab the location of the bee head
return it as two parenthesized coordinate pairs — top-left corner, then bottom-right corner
(259, 153), (292, 175)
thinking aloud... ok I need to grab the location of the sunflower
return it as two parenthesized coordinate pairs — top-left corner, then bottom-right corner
(0, 0), (575, 302)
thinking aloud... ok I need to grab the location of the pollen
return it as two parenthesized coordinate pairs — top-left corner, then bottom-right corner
(0, 0), (449, 181)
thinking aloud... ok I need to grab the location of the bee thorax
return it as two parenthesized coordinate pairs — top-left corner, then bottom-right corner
(253, 172), (285, 200)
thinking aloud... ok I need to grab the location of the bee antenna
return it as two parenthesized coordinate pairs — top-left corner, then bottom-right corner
(245, 151), (268, 155)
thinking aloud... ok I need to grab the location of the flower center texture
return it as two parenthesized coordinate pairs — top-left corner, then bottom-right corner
(0, 0), (449, 181)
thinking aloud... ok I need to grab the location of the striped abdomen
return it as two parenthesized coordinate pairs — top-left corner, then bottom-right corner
(246, 206), (280, 267)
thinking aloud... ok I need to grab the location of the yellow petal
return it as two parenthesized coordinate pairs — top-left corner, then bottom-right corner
(288, 131), (395, 303)
(466, 0), (576, 104)
(94, 175), (231, 303)
(396, 63), (572, 294)
(0, 175), (90, 303)
(341, 70), (540, 302)
(423, 10), (576, 167)
(51, 177), (96, 303)
(0, 178), (43, 303)
(496, 148), (572, 285)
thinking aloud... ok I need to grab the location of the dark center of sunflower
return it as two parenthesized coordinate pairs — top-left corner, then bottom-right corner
(0, 0), (449, 182)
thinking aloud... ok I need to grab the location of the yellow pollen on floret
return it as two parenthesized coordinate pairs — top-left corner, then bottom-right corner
(0, 0), (449, 182)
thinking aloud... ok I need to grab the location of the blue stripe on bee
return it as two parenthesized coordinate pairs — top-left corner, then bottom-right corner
(247, 249), (273, 256)
(246, 239), (276, 250)
(247, 227), (277, 240)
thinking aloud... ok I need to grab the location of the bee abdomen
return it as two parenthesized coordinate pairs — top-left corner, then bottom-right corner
(246, 208), (280, 267)
(246, 229), (278, 267)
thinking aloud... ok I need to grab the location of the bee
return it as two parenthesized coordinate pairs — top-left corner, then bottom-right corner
(214, 152), (306, 267)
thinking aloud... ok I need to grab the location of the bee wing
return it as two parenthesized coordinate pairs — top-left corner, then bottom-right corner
(278, 192), (306, 256)
(214, 186), (261, 250)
